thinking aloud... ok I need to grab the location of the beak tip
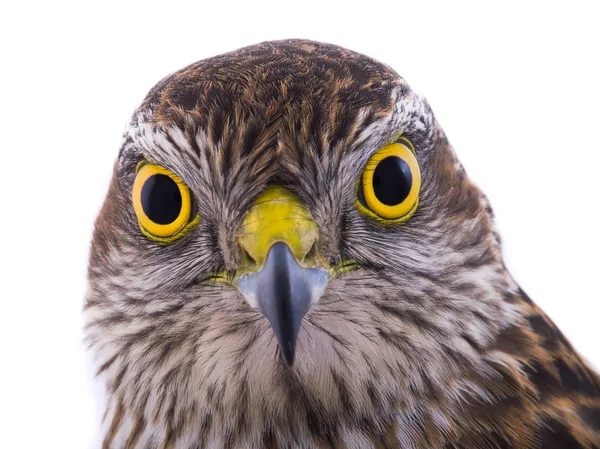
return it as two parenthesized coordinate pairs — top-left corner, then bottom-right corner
(280, 342), (296, 366)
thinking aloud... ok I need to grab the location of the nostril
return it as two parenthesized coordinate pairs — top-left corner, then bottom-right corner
(303, 240), (318, 264)
(239, 244), (258, 268)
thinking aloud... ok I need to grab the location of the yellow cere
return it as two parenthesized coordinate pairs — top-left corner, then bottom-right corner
(358, 138), (421, 222)
(132, 163), (199, 243)
(238, 186), (320, 270)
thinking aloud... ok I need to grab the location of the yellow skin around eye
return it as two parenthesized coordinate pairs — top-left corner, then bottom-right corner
(358, 139), (421, 221)
(132, 163), (199, 242)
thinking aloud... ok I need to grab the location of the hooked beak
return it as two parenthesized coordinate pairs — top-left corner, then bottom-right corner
(237, 242), (328, 365)
(234, 186), (329, 365)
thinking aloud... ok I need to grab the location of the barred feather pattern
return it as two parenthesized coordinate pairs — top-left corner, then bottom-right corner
(85, 40), (600, 448)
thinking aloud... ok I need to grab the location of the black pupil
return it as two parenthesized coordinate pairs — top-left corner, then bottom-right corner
(372, 156), (412, 206)
(141, 174), (182, 224)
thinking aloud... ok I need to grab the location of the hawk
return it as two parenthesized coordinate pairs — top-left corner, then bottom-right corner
(85, 40), (600, 448)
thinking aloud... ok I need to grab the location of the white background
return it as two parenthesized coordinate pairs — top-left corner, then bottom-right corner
(1, 1), (598, 447)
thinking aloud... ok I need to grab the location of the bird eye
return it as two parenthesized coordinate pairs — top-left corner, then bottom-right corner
(132, 162), (200, 242)
(357, 138), (421, 221)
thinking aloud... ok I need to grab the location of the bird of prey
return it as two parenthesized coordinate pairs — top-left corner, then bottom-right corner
(85, 39), (600, 448)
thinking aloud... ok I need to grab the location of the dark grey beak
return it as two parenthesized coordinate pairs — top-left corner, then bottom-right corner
(236, 242), (328, 365)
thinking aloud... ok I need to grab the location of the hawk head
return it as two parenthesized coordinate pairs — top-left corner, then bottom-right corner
(86, 40), (598, 448)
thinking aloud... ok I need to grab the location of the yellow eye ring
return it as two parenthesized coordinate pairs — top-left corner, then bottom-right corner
(358, 139), (421, 221)
(132, 163), (199, 243)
